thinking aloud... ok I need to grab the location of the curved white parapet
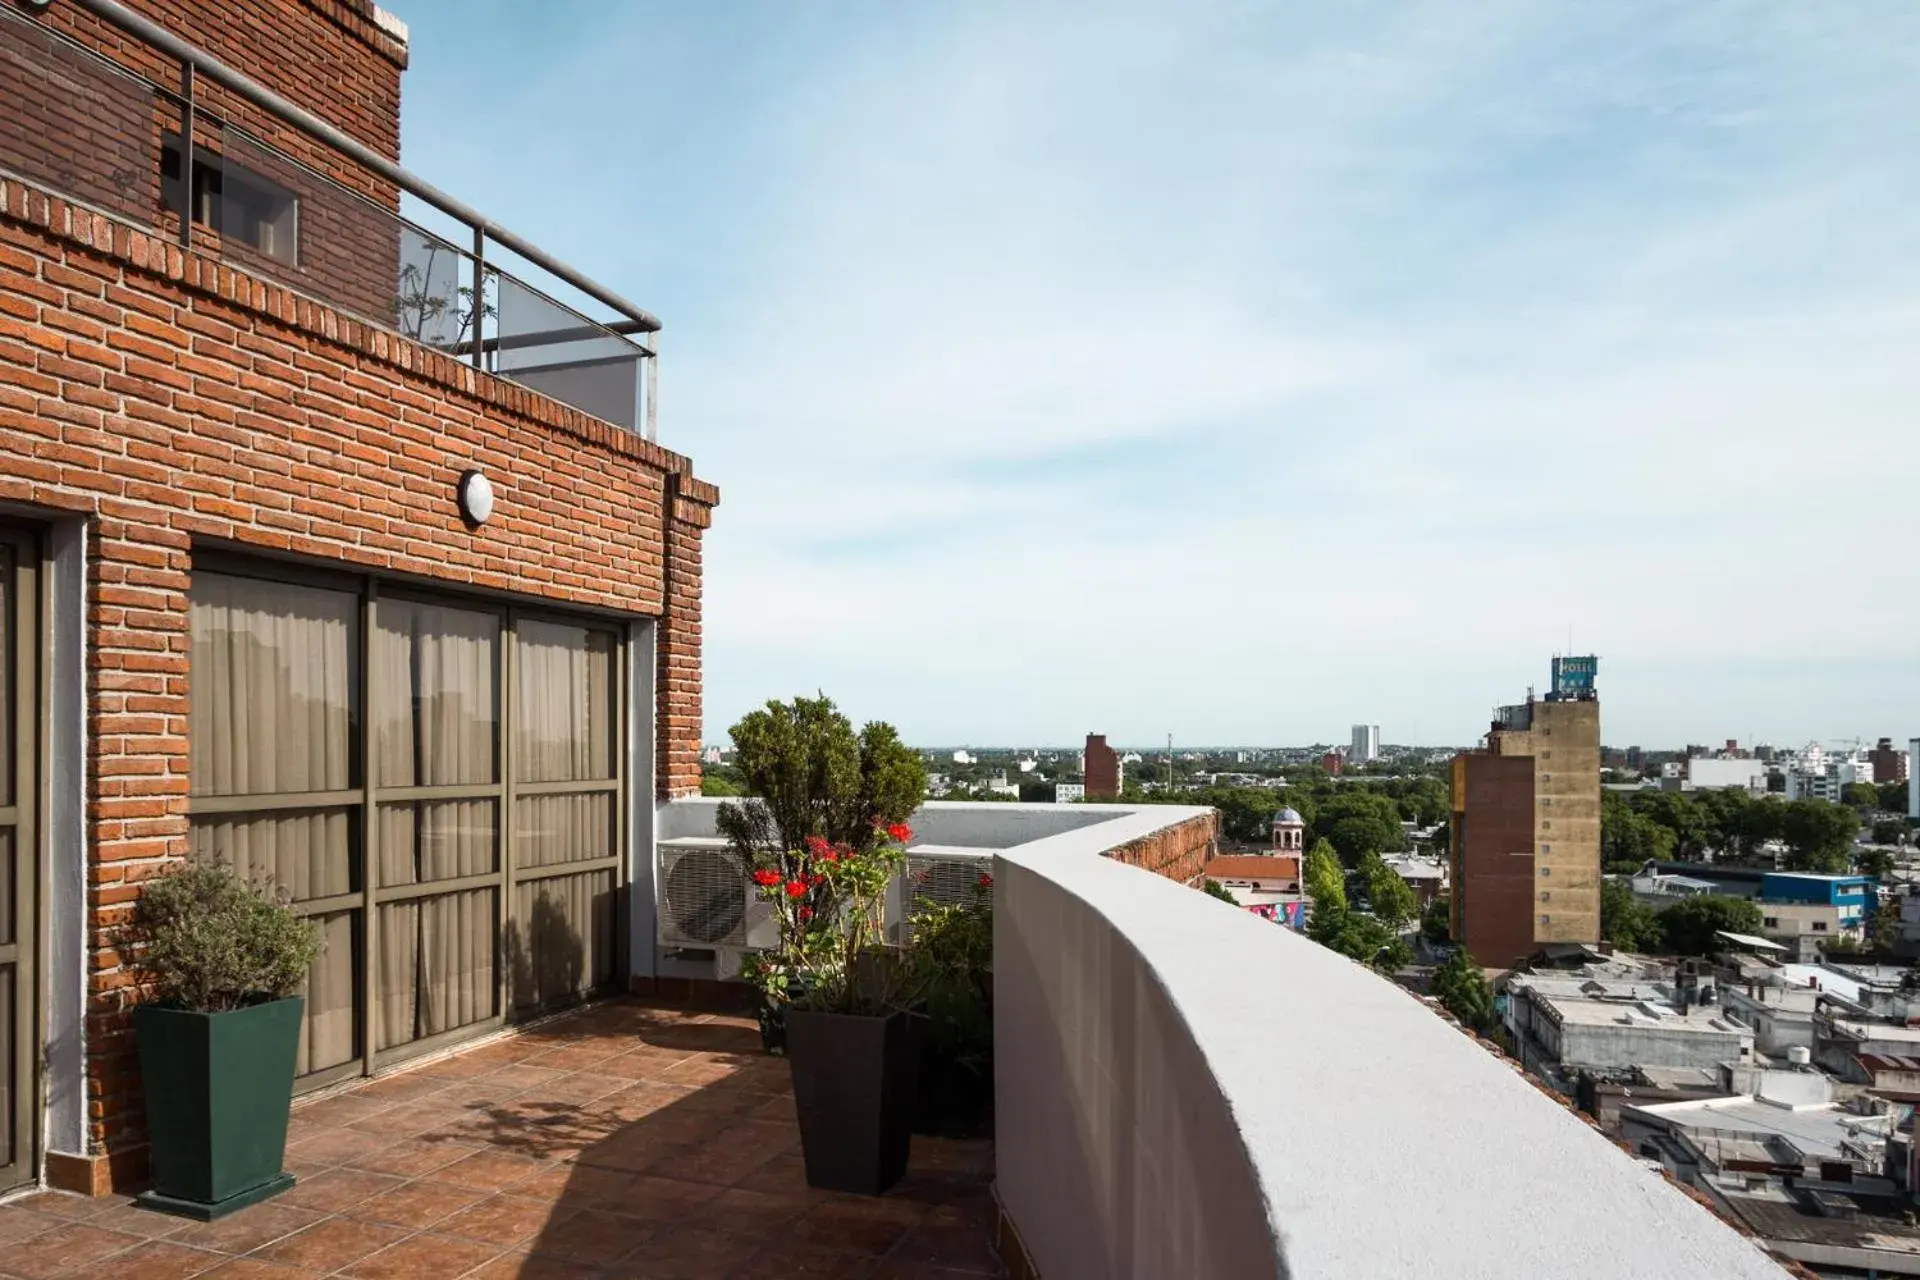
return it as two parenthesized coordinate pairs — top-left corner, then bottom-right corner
(992, 805), (1790, 1280)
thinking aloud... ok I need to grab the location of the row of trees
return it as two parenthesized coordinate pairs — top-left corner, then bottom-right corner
(1301, 838), (1414, 972)
(1601, 788), (1863, 873)
(1598, 879), (1766, 955)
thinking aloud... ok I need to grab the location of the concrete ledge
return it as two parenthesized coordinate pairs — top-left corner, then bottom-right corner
(991, 805), (1791, 1280)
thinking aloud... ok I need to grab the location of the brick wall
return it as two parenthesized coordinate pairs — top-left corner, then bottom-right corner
(0, 173), (714, 1159)
(657, 473), (712, 800)
(1102, 812), (1219, 886)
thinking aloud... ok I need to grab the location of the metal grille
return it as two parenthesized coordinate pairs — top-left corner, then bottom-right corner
(659, 846), (750, 948)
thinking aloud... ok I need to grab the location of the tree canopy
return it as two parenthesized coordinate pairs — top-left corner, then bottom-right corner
(1842, 782), (1881, 810)
(1780, 798), (1859, 873)
(1318, 790), (1408, 868)
(1657, 894), (1763, 956)
(1600, 878), (1661, 952)
(1601, 791), (1676, 868)
(1303, 839), (1347, 912)
(1432, 948), (1496, 1033)
(1362, 853), (1418, 927)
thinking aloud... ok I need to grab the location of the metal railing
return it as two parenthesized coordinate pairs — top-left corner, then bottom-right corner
(0, 0), (658, 439)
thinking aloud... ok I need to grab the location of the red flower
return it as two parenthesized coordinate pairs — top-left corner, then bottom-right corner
(887, 822), (914, 844)
(797, 906), (815, 923)
(819, 847), (840, 863)
(804, 835), (831, 856)
(785, 880), (807, 899)
(977, 874), (994, 889)
(751, 869), (781, 888)
(805, 872), (824, 888)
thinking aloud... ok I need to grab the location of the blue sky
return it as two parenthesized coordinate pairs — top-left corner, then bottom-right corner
(393, 2), (1920, 749)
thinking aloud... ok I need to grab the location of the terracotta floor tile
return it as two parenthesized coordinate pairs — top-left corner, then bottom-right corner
(0, 1222), (144, 1278)
(0, 1210), (70, 1244)
(56, 1201), (192, 1241)
(596, 1051), (693, 1081)
(887, 1223), (1007, 1276)
(1, 1193), (101, 1222)
(353, 1073), (453, 1105)
(169, 1203), (328, 1256)
(476, 1065), (567, 1093)
(728, 1243), (883, 1280)
(619, 1224), (761, 1277)
(348, 1139), (486, 1180)
(346, 1179), (489, 1230)
(508, 1164), (632, 1211)
(275, 1168), (409, 1214)
(336, 1231), (503, 1279)
(98, 1240), (230, 1280)
(518, 1043), (623, 1073)
(292, 1093), (395, 1128)
(285, 1126), (394, 1168)
(522, 1206), (654, 1266)
(433, 1193), (568, 1247)
(250, 1216), (412, 1271)
(347, 1103), (472, 1140)
(431, 1150), (549, 1193)
(197, 1259), (325, 1279)
(784, 1210), (915, 1257)
(596, 1173), (721, 1225)
(463, 1251), (598, 1279)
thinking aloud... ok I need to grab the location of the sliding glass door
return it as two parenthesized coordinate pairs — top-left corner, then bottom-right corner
(0, 525), (38, 1192)
(187, 561), (626, 1088)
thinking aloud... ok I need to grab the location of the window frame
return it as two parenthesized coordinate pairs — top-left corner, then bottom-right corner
(184, 553), (630, 1087)
(160, 134), (302, 268)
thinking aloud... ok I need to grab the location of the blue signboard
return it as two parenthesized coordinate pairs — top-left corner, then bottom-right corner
(1552, 655), (1597, 697)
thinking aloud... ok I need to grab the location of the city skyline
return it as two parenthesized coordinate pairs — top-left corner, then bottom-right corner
(390, 2), (1920, 748)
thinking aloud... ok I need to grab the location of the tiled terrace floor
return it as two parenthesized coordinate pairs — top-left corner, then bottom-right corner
(0, 1001), (1006, 1279)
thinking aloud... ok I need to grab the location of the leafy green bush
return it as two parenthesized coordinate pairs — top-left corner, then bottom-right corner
(131, 865), (321, 1012)
(907, 881), (993, 1137)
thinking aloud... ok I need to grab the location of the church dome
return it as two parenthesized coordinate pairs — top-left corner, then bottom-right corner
(1273, 807), (1304, 826)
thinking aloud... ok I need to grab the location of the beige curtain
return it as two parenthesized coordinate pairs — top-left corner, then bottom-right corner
(514, 621), (612, 783)
(510, 872), (614, 1012)
(188, 574), (357, 1075)
(373, 601), (499, 1050)
(188, 575), (354, 798)
(513, 794), (611, 868)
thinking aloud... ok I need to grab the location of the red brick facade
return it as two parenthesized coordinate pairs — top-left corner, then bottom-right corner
(1084, 732), (1120, 800)
(0, 171), (712, 1171)
(1102, 812), (1218, 886)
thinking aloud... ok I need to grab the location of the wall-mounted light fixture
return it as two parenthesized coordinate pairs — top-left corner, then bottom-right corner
(456, 469), (495, 526)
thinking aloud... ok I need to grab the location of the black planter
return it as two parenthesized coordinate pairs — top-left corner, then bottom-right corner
(785, 1008), (918, 1195)
(133, 996), (304, 1219)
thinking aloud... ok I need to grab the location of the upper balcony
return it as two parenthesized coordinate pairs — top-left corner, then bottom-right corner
(0, 0), (659, 438)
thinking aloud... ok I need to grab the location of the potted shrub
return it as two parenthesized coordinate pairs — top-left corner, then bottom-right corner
(127, 864), (320, 1219)
(905, 873), (994, 1138)
(754, 826), (920, 1196)
(718, 694), (924, 1052)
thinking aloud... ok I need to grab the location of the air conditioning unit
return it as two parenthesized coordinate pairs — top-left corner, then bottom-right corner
(887, 848), (995, 945)
(657, 840), (777, 975)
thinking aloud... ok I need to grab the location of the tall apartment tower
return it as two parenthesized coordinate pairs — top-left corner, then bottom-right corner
(1450, 657), (1601, 968)
(1869, 737), (1910, 786)
(1085, 733), (1123, 799)
(1910, 738), (1919, 821)
(1351, 724), (1381, 764)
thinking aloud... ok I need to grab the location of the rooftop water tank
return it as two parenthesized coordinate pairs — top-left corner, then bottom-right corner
(1788, 1046), (1813, 1066)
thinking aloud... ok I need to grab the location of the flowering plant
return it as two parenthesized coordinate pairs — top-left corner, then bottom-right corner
(746, 821), (915, 1016)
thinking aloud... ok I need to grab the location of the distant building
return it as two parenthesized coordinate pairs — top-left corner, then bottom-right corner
(1684, 757), (1768, 793)
(1869, 737), (1910, 787)
(952, 749), (975, 766)
(1270, 807), (1304, 854)
(1450, 657), (1602, 968)
(1205, 854), (1302, 896)
(701, 745), (725, 766)
(1084, 733), (1122, 800)
(1350, 724), (1380, 764)
(1054, 783), (1085, 805)
(1320, 751), (1344, 776)
(1503, 973), (1753, 1079)
(1380, 853), (1447, 908)
(1913, 737), (1920, 820)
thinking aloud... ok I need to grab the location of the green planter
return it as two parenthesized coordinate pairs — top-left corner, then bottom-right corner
(133, 997), (304, 1220)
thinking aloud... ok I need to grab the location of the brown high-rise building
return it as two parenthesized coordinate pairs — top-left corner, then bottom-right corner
(1450, 658), (1602, 968)
(1871, 738), (1910, 785)
(1085, 733), (1123, 799)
